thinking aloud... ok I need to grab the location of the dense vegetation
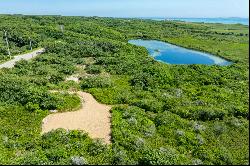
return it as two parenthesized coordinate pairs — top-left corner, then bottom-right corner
(0, 14), (249, 165)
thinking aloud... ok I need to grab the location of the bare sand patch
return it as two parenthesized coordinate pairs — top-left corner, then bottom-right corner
(42, 91), (112, 144)
(65, 75), (80, 83)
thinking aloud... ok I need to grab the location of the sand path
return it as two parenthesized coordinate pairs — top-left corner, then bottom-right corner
(42, 91), (112, 144)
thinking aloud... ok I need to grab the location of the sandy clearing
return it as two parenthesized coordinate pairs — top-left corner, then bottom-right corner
(42, 91), (112, 144)
(0, 48), (45, 69)
(65, 75), (80, 83)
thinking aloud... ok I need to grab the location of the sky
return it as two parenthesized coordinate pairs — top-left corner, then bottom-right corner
(0, 0), (249, 18)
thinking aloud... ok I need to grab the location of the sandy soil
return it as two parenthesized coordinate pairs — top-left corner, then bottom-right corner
(42, 91), (112, 144)
(65, 75), (80, 83)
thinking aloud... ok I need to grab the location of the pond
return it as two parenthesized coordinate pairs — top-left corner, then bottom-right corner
(128, 39), (232, 66)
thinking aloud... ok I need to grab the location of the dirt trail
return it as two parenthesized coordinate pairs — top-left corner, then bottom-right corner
(42, 91), (112, 144)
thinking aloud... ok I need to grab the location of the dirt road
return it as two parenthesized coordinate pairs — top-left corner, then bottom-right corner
(0, 48), (45, 69)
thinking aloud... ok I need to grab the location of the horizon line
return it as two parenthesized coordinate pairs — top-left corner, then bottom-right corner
(0, 13), (249, 19)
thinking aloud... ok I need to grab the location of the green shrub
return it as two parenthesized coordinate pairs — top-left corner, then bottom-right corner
(80, 76), (112, 89)
(48, 73), (65, 84)
(25, 102), (41, 112)
(85, 65), (103, 74)
(13, 151), (49, 165)
(133, 99), (164, 113)
(52, 92), (81, 111)
(45, 148), (68, 162)
(138, 147), (182, 165)
(70, 156), (88, 165)
(87, 140), (108, 156)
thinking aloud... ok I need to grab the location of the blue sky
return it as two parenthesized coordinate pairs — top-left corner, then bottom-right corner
(0, 0), (249, 18)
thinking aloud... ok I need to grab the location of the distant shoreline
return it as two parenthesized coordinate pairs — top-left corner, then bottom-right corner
(135, 17), (249, 26)
(0, 13), (248, 25)
(0, 13), (248, 19)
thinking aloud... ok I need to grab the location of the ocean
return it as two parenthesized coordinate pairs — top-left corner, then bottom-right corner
(140, 17), (249, 26)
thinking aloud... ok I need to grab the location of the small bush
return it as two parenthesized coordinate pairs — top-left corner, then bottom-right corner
(70, 156), (88, 165)
(85, 65), (103, 74)
(49, 73), (65, 84)
(87, 140), (107, 156)
(45, 148), (68, 162)
(192, 158), (203, 165)
(133, 99), (164, 113)
(80, 76), (112, 89)
(192, 122), (206, 133)
(25, 102), (40, 112)
(13, 151), (49, 165)
(139, 147), (181, 165)
(214, 123), (225, 135)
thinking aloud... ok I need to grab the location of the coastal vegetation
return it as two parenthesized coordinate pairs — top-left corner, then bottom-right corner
(0, 14), (249, 165)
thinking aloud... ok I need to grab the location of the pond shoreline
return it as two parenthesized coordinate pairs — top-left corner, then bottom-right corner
(129, 39), (232, 66)
(129, 37), (233, 63)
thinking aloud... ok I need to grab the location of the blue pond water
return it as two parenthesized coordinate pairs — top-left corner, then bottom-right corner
(129, 39), (232, 66)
